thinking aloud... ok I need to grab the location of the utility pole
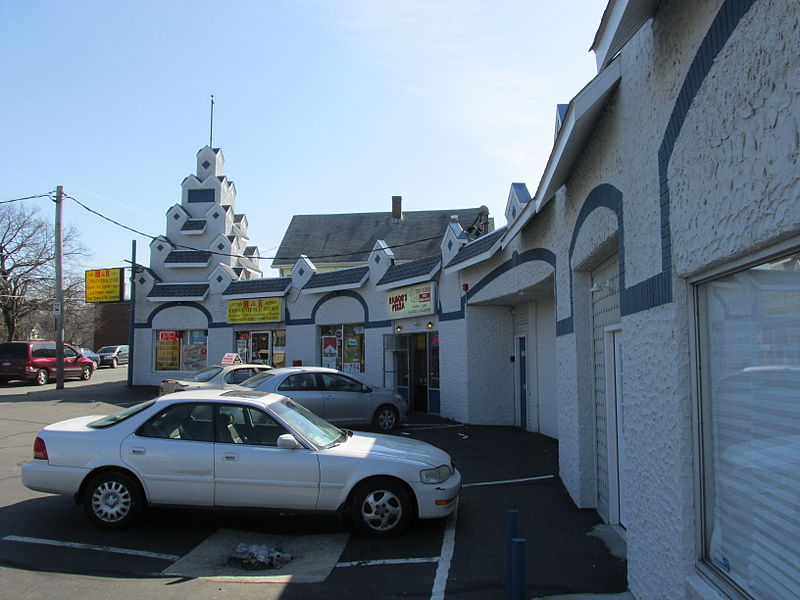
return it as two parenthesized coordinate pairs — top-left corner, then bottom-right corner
(54, 186), (65, 389)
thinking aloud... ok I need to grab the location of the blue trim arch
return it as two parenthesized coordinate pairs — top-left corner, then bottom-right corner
(286, 290), (391, 329)
(136, 301), (227, 329)
(440, 248), (557, 322)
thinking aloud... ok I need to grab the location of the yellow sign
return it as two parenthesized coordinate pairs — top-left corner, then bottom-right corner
(85, 268), (124, 303)
(227, 298), (282, 323)
(386, 283), (435, 318)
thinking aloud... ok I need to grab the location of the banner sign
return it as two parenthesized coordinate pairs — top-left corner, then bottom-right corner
(386, 283), (435, 318)
(227, 298), (282, 323)
(85, 268), (124, 303)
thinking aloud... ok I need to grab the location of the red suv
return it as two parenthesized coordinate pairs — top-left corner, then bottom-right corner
(0, 341), (95, 385)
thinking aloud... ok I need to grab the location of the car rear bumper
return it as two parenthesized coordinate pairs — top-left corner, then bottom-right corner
(413, 468), (462, 520)
(21, 460), (87, 497)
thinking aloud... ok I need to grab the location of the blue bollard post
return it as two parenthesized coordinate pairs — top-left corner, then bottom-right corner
(506, 509), (519, 599)
(510, 537), (527, 600)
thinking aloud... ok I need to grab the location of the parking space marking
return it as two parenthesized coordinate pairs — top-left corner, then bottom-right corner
(336, 556), (441, 568)
(431, 502), (458, 600)
(2, 535), (180, 561)
(462, 474), (555, 488)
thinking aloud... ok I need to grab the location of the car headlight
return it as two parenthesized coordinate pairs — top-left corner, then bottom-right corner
(420, 464), (453, 484)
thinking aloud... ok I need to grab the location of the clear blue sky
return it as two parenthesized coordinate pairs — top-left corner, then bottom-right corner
(0, 1), (606, 276)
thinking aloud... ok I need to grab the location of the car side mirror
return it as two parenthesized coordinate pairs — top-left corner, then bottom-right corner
(277, 434), (302, 449)
(362, 384), (371, 393)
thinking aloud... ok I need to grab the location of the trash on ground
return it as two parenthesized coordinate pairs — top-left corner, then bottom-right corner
(227, 543), (293, 570)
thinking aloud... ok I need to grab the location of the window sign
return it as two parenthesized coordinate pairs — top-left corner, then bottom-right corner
(319, 324), (364, 372)
(155, 329), (208, 371)
(386, 283), (435, 318)
(227, 298), (282, 323)
(321, 336), (338, 369)
(85, 268), (124, 303)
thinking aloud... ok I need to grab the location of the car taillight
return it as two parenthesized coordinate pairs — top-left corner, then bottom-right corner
(33, 437), (48, 460)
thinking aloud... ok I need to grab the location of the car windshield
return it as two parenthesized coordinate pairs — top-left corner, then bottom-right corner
(239, 371), (276, 389)
(183, 366), (223, 382)
(88, 400), (156, 428)
(270, 397), (345, 448)
(97, 346), (116, 353)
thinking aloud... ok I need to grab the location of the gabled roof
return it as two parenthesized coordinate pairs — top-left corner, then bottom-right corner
(164, 250), (212, 264)
(446, 227), (507, 270)
(222, 277), (291, 296)
(377, 255), (441, 287)
(272, 206), (490, 269)
(303, 266), (369, 292)
(147, 283), (209, 300)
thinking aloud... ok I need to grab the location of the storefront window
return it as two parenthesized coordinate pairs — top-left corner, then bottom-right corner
(235, 330), (286, 367)
(696, 251), (800, 599)
(320, 324), (364, 373)
(155, 330), (208, 371)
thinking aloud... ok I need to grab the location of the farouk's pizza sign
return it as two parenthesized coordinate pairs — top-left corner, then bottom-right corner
(386, 283), (435, 318)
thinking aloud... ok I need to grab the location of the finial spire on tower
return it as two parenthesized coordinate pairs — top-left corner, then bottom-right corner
(209, 94), (215, 148)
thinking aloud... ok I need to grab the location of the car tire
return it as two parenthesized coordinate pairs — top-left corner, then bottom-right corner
(81, 365), (93, 380)
(372, 405), (399, 432)
(83, 471), (143, 529)
(35, 369), (49, 385)
(110, 357), (118, 368)
(350, 477), (413, 537)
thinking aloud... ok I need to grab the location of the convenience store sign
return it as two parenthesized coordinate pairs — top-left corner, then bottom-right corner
(227, 298), (282, 323)
(386, 283), (435, 318)
(85, 268), (124, 303)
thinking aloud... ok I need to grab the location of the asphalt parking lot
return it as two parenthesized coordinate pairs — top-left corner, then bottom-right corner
(0, 369), (627, 600)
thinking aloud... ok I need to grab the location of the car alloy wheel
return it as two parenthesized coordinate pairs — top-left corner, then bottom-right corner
(373, 405), (399, 431)
(81, 365), (93, 380)
(351, 477), (412, 537)
(110, 357), (118, 368)
(84, 472), (142, 528)
(36, 369), (49, 385)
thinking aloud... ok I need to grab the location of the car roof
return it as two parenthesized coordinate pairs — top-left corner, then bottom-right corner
(157, 388), (286, 406)
(265, 366), (342, 376)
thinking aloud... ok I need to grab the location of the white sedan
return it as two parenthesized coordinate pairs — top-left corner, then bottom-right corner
(158, 364), (271, 395)
(21, 390), (461, 537)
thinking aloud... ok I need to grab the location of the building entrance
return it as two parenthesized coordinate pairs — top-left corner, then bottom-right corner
(385, 332), (440, 414)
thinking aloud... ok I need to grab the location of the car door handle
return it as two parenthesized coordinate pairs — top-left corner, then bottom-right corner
(223, 453), (239, 461)
(130, 447), (145, 455)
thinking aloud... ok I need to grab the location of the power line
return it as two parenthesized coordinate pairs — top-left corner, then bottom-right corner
(0, 193), (54, 204)
(63, 192), (476, 263)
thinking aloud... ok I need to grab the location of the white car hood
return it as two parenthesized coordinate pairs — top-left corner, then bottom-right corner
(334, 432), (451, 468)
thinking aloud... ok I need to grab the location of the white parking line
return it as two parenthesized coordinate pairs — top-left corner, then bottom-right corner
(430, 502), (458, 600)
(462, 474), (555, 488)
(2, 535), (180, 561)
(336, 556), (441, 568)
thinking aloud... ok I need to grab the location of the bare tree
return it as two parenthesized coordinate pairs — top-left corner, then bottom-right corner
(0, 201), (89, 342)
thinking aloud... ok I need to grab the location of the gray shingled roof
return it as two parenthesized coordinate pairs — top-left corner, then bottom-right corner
(244, 246), (258, 256)
(272, 206), (490, 268)
(165, 250), (212, 264)
(223, 278), (291, 296)
(378, 255), (441, 286)
(234, 214), (244, 223)
(446, 227), (507, 268)
(304, 267), (369, 290)
(148, 283), (209, 298)
(181, 219), (206, 231)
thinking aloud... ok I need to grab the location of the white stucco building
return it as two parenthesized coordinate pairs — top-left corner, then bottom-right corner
(132, 1), (798, 598)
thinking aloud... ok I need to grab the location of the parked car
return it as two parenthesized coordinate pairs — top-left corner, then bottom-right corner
(78, 347), (101, 368)
(96, 345), (129, 368)
(237, 366), (407, 431)
(0, 341), (95, 385)
(21, 389), (461, 536)
(158, 363), (272, 395)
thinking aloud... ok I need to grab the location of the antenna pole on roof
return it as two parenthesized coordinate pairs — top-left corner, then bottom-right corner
(209, 94), (214, 148)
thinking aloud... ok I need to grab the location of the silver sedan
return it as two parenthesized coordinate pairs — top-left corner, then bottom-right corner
(237, 367), (407, 431)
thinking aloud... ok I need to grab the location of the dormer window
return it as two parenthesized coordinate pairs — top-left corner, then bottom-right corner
(188, 189), (215, 203)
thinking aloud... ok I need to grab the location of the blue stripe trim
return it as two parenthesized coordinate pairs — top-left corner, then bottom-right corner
(135, 301), (230, 329)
